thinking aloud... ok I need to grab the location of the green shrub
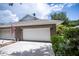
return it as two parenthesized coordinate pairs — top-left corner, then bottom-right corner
(51, 35), (65, 56)
(56, 25), (69, 35)
(64, 28), (79, 55)
(52, 25), (79, 56)
(64, 28), (79, 38)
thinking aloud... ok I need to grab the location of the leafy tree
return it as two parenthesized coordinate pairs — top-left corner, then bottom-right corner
(68, 19), (79, 27)
(51, 12), (69, 25)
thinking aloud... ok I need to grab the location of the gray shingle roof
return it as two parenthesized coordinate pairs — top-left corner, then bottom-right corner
(0, 20), (63, 28)
(19, 15), (39, 21)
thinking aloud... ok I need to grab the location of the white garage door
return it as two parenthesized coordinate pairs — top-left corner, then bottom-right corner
(23, 28), (51, 41)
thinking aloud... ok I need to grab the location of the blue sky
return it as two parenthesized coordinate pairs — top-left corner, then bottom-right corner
(0, 3), (79, 23)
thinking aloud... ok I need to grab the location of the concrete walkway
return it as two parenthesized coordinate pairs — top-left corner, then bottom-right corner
(0, 41), (54, 56)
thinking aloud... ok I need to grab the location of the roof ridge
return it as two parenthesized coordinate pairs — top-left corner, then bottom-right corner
(19, 14), (39, 21)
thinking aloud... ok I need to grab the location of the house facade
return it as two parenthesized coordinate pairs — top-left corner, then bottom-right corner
(0, 15), (63, 42)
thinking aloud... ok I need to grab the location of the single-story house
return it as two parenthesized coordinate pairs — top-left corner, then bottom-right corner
(0, 15), (63, 42)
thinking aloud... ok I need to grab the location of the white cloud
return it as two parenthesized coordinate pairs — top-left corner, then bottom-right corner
(32, 3), (65, 19)
(0, 3), (75, 23)
(51, 4), (64, 11)
(8, 3), (67, 20)
(0, 10), (19, 23)
(16, 3), (52, 19)
(31, 3), (75, 19)
(66, 4), (75, 7)
(11, 3), (65, 20)
(35, 3), (52, 19)
(50, 4), (67, 10)
(20, 3), (65, 19)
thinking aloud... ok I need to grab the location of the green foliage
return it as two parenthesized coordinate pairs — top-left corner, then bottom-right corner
(56, 25), (69, 35)
(51, 12), (67, 20)
(51, 25), (79, 56)
(68, 20), (79, 27)
(50, 11), (79, 56)
(51, 12), (69, 25)
(51, 35), (65, 56)
(64, 28), (79, 55)
(64, 28), (79, 38)
(64, 38), (79, 56)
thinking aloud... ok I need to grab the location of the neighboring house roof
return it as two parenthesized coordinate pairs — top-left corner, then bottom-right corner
(19, 15), (39, 21)
(0, 20), (63, 28)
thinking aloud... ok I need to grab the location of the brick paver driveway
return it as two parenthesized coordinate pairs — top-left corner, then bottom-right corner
(0, 41), (54, 56)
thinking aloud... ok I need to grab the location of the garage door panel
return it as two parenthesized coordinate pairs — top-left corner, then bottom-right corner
(23, 28), (50, 41)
